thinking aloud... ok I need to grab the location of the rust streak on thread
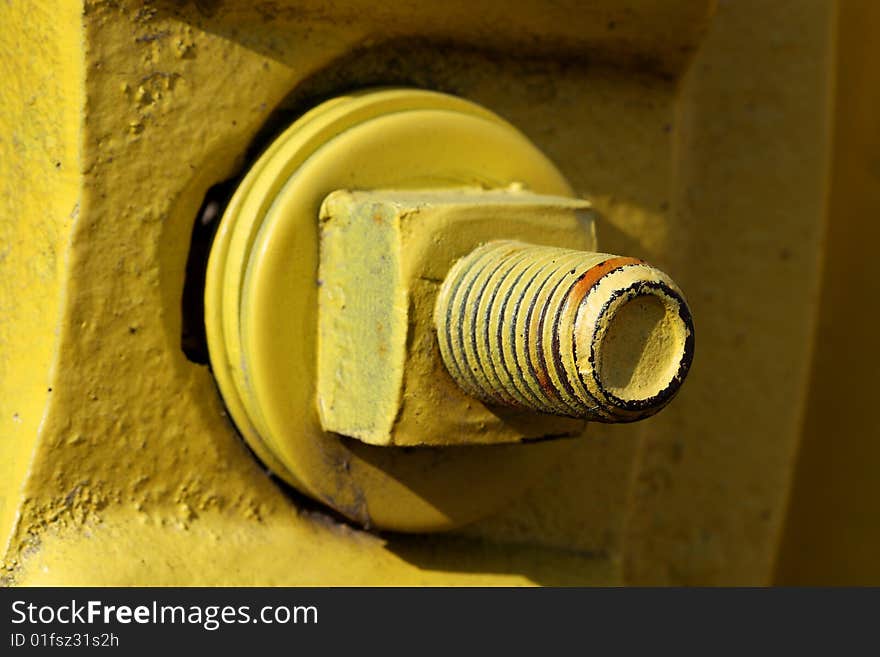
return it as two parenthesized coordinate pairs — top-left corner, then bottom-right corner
(434, 241), (694, 423)
(567, 257), (645, 304)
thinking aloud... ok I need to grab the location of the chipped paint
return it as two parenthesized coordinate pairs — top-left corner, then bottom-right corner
(0, 0), (836, 585)
(435, 241), (693, 422)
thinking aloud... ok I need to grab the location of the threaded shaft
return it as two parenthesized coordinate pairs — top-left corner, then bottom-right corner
(434, 240), (694, 422)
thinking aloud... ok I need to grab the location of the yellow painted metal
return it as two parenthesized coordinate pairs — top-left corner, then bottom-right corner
(774, 0), (880, 585)
(435, 241), (694, 422)
(0, 0), (850, 586)
(317, 187), (592, 447)
(207, 89), (585, 532)
(0, 0), (85, 564)
(205, 89), (504, 482)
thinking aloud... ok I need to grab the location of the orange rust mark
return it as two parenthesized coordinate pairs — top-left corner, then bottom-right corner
(534, 365), (555, 397)
(568, 257), (643, 305)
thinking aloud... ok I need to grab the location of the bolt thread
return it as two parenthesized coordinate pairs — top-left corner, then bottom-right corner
(434, 240), (694, 422)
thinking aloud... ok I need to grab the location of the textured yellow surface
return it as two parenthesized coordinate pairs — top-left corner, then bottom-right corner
(0, 0), (85, 559)
(776, 0), (880, 585)
(0, 0), (839, 585)
(318, 188), (592, 446)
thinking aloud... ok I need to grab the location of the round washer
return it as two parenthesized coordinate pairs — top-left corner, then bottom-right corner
(205, 88), (584, 532)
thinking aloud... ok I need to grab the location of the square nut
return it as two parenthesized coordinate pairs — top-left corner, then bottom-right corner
(317, 187), (596, 446)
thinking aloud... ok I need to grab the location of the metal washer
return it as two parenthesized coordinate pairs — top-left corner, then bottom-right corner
(205, 88), (581, 532)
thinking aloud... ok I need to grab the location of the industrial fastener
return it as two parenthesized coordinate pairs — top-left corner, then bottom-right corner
(435, 240), (694, 422)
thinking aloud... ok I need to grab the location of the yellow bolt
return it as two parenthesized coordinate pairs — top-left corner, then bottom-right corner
(434, 240), (695, 422)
